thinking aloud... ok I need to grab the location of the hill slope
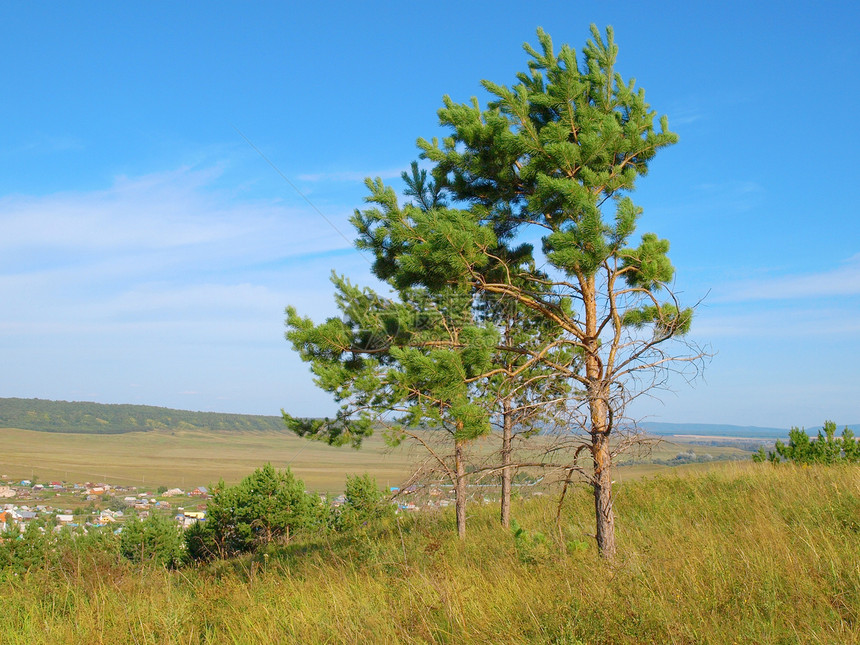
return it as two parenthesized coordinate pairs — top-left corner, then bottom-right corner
(0, 397), (284, 434)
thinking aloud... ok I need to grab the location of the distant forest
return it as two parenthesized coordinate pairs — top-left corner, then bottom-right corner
(0, 398), (285, 434)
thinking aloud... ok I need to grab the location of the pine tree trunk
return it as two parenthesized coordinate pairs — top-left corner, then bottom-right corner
(592, 434), (616, 560)
(455, 437), (467, 540)
(500, 397), (513, 529)
(582, 276), (617, 561)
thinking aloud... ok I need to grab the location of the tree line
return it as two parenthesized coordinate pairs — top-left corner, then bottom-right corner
(0, 397), (285, 434)
(753, 421), (860, 464)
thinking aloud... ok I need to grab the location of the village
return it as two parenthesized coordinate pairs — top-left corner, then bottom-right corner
(0, 472), (548, 536)
(0, 476), (212, 535)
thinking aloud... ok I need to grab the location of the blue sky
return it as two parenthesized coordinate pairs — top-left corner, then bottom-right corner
(1, 1), (858, 428)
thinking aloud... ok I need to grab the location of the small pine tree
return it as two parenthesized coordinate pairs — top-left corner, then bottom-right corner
(187, 464), (323, 560)
(119, 513), (184, 568)
(754, 421), (859, 464)
(336, 474), (393, 530)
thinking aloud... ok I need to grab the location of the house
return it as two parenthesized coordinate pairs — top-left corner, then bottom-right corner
(190, 486), (209, 497)
(0, 487), (15, 499)
(178, 510), (205, 529)
(162, 488), (184, 497)
(56, 514), (74, 524)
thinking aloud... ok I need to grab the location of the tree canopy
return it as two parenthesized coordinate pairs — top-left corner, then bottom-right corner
(284, 25), (705, 557)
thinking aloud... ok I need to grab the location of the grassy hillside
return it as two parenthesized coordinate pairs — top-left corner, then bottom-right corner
(0, 397), (285, 434)
(1, 461), (857, 643)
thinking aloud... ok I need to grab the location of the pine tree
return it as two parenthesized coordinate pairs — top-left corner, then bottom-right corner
(284, 166), (568, 538)
(285, 275), (496, 539)
(753, 421), (860, 464)
(354, 26), (704, 559)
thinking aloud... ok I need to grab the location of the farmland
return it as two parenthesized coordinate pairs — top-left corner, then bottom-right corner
(0, 424), (758, 493)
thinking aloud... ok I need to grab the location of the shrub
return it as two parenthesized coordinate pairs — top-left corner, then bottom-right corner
(119, 513), (184, 568)
(753, 421), (860, 464)
(336, 473), (393, 530)
(187, 464), (323, 561)
(0, 522), (48, 573)
(510, 518), (550, 564)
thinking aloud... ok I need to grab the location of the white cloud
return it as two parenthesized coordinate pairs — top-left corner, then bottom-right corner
(715, 254), (860, 302)
(0, 165), (371, 345)
(297, 166), (407, 183)
(0, 165), (347, 254)
(689, 300), (860, 340)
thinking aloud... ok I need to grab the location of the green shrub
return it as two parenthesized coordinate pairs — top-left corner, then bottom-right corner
(753, 421), (860, 464)
(187, 464), (323, 561)
(0, 522), (48, 573)
(336, 473), (393, 530)
(510, 518), (550, 564)
(119, 513), (184, 568)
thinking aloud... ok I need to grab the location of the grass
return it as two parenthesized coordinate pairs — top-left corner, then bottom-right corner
(0, 426), (419, 494)
(1, 461), (857, 644)
(0, 425), (756, 493)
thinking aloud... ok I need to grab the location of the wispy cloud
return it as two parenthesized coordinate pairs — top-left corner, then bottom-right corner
(691, 180), (764, 213)
(670, 110), (704, 126)
(8, 133), (86, 155)
(297, 167), (407, 183)
(0, 165), (371, 339)
(692, 305), (860, 339)
(715, 254), (860, 302)
(0, 165), (357, 261)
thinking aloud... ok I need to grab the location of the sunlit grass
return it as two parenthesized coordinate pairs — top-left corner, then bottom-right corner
(2, 461), (857, 643)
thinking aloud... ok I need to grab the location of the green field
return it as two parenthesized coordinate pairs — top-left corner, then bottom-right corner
(0, 425), (756, 493)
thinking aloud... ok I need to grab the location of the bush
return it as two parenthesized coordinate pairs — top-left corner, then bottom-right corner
(186, 464), (323, 561)
(336, 474), (393, 530)
(0, 522), (48, 573)
(510, 518), (550, 564)
(754, 421), (860, 464)
(119, 513), (184, 568)
(183, 519), (220, 562)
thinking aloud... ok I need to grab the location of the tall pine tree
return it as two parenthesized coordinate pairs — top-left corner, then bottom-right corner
(354, 26), (704, 559)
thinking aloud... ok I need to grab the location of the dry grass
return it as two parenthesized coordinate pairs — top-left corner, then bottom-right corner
(0, 426), (418, 493)
(0, 425), (753, 493)
(2, 461), (858, 644)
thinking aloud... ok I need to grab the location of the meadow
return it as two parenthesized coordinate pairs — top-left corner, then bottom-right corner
(0, 426), (416, 493)
(1, 461), (857, 644)
(0, 425), (754, 493)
